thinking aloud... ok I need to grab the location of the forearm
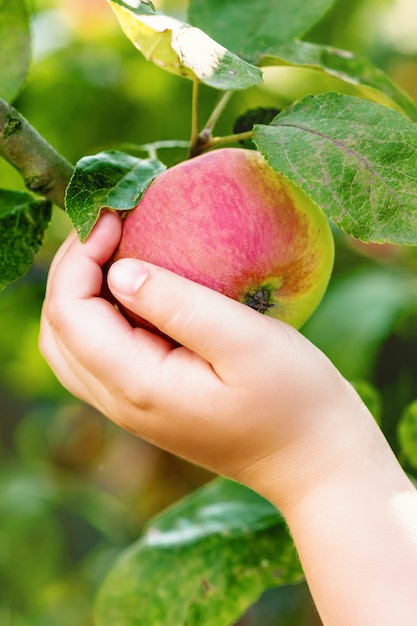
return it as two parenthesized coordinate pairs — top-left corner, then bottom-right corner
(269, 406), (417, 625)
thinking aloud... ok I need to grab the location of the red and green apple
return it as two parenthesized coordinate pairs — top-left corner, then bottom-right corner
(112, 147), (334, 330)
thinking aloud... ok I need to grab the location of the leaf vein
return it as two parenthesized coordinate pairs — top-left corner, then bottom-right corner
(279, 121), (407, 214)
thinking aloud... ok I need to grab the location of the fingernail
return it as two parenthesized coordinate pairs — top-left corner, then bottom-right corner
(109, 259), (148, 296)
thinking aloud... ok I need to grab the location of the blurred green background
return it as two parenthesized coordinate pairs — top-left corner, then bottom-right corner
(1, 0), (417, 624)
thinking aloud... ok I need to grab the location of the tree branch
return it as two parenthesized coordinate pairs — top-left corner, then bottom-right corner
(0, 97), (73, 209)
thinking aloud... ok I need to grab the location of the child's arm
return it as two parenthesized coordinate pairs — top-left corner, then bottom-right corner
(40, 210), (417, 625)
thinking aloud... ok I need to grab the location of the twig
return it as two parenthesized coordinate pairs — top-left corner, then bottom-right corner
(189, 90), (237, 157)
(0, 98), (73, 209)
(119, 140), (190, 159)
(204, 90), (233, 133)
(198, 130), (254, 152)
(189, 79), (200, 157)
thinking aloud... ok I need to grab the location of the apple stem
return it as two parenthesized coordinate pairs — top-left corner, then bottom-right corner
(208, 131), (254, 149)
(189, 89), (253, 159)
(189, 129), (254, 157)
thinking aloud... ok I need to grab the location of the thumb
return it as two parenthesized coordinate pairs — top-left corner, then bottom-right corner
(107, 257), (266, 364)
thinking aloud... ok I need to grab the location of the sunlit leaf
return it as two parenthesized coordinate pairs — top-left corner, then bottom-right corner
(259, 40), (417, 122)
(65, 150), (166, 242)
(95, 478), (302, 626)
(188, 0), (337, 64)
(0, 190), (51, 291)
(107, 0), (262, 90)
(0, 0), (31, 102)
(254, 92), (417, 244)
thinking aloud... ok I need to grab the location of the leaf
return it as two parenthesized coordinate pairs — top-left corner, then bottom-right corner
(188, 1), (417, 121)
(107, 0), (262, 90)
(65, 150), (166, 242)
(233, 106), (281, 149)
(0, 190), (51, 291)
(253, 92), (417, 245)
(94, 478), (303, 626)
(188, 0), (337, 64)
(0, 0), (31, 102)
(398, 400), (417, 470)
(259, 40), (417, 122)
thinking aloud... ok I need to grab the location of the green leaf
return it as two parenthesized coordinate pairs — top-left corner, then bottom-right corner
(188, 0), (337, 64)
(94, 478), (302, 626)
(259, 40), (417, 122)
(398, 400), (417, 470)
(65, 150), (166, 242)
(188, 1), (417, 121)
(107, 0), (262, 90)
(253, 92), (417, 245)
(0, 0), (31, 102)
(0, 190), (51, 291)
(233, 107), (281, 149)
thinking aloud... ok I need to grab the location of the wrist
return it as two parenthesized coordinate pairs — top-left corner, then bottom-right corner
(236, 378), (388, 515)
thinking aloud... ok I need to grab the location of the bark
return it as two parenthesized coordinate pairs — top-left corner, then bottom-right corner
(0, 97), (73, 209)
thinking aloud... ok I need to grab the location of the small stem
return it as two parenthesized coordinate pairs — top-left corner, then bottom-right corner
(189, 90), (238, 157)
(200, 130), (254, 152)
(189, 79), (200, 157)
(204, 90), (233, 133)
(0, 98), (73, 209)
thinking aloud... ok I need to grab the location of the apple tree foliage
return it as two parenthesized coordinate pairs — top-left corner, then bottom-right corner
(1, 0), (417, 624)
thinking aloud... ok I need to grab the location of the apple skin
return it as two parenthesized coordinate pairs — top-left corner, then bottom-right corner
(112, 147), (334, 330)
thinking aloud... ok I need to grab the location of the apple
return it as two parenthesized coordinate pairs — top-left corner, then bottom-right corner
(112, 147), (334, 330)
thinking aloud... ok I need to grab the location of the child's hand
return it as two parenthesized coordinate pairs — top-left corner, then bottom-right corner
(39, 210), (356, 506)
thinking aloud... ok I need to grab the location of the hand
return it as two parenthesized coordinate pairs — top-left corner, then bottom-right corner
(39, 210), (358, 507)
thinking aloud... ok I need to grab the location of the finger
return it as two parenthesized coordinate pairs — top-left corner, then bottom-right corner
(40, 323), (154, 442)
(54, 211), (122, 296)
(40, 314), (102, 404)
(40, 208), (135, 390)
(107, 257), (283, 372)
(41, 284), (228, 449)
(40, 212), (196, 401)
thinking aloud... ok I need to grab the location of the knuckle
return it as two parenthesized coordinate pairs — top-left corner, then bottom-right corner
(111, 373), (156, 416)
(107, 386), (156, 437)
